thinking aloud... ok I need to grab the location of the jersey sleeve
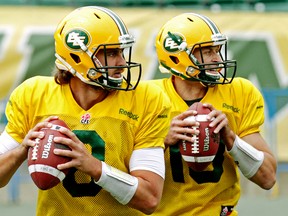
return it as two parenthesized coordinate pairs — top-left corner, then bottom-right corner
(237, 78), (265, 137)
(134, 82), (171, 150)
(5, 80), (32, 144)
(4, 77), (47, 144)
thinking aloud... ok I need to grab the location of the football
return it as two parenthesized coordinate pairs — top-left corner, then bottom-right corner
(179, 102), (220, 171)
(27, 119), (71, 190)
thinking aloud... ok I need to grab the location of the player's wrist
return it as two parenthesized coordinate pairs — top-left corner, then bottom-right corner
(94, 161), (138, 205)
(89, 158), (102, 182)
(17, 145), (29, 161)
(228, 135), (264, 178)
(222, 129), (236, 151)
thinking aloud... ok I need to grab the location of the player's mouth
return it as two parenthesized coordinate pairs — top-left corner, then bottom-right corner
(205, 69), (221, 79)
(206, 69), (218, 74)
(111, 72), (123, 78)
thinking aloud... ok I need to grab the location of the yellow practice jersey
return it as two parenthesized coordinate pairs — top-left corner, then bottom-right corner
(5, 76), (171, 216)
(149, 77), (265, 216)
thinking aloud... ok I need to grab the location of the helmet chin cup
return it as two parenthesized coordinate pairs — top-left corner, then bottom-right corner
(107, 76), (123, 88)
(205, 71), (221, 81)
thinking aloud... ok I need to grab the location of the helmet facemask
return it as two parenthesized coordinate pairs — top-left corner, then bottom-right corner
(186, 40), (237, 87)
(88, 41), (142, 91)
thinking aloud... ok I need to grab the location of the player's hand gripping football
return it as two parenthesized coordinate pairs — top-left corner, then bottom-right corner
(22, 116), (59, 151)
(24, 116), (101, 178)
(164, 109), (199, 147)
(203, 103), (236, 150)
(164, 102), (235, 150)
(51, 121), (101, 177)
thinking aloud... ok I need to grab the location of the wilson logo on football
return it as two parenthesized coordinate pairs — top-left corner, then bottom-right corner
(204, 127), (210, 151)
(41, 134), (54, 159)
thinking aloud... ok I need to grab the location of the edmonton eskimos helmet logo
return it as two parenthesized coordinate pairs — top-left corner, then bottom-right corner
(163, 33), (184, 53)
(65, 29), (89, 50)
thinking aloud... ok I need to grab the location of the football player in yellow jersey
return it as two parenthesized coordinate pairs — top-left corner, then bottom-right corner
(148, 13), (277, 216)
(0, 6), (171, 216)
